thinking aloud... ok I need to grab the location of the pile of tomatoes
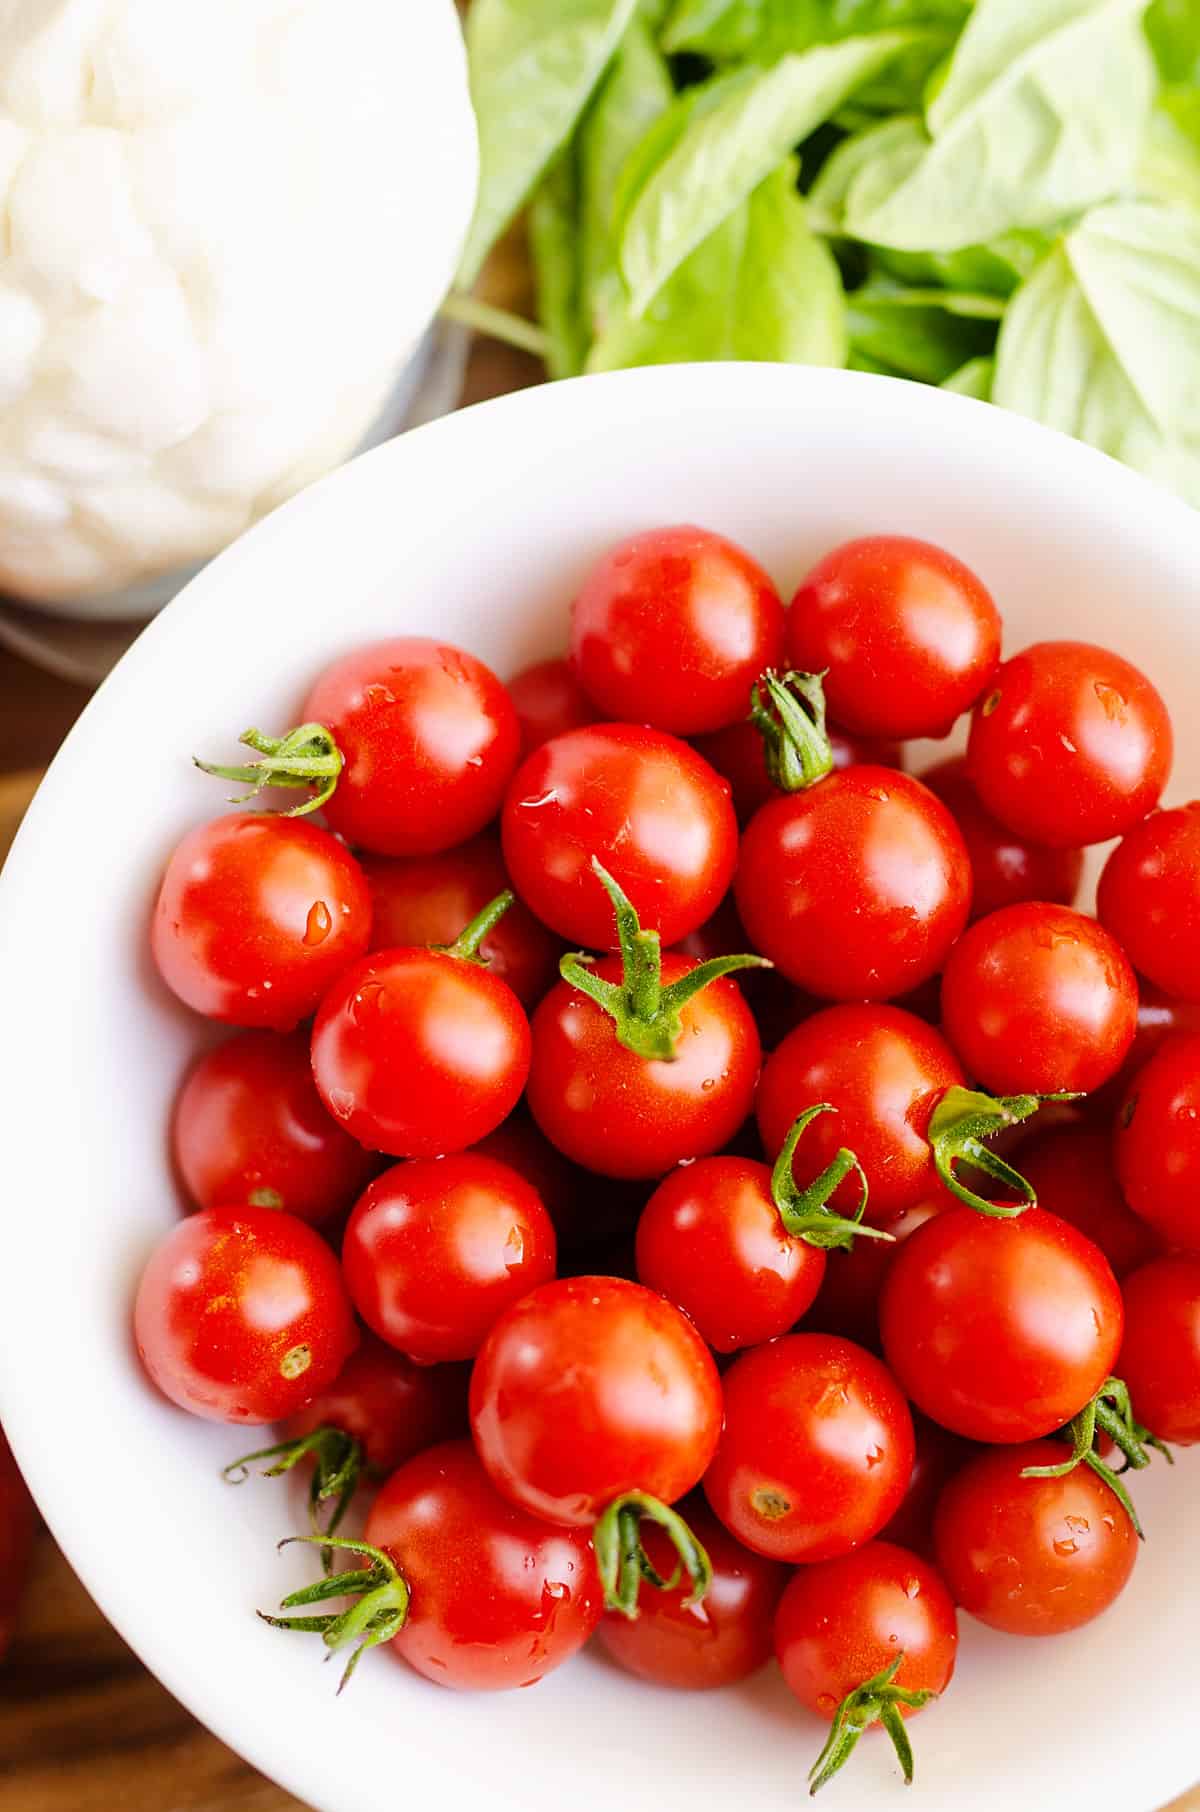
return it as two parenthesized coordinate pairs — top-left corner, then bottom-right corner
(136, 523), (1200, 1792)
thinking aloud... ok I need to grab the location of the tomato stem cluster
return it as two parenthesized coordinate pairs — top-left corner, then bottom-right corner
(772, 1104), (893, 1252)
(224, 1427), (363, 1567)
(928, 1086), (1076, 1216)
(808, 1652), (936, 1795)
(259, 1535), (411, 1693)
(748, 669), (834, 792)
(1021, 1376), (1174, 1539)
(194, 723), (343, 817)
(593, 1491), (713, 1622)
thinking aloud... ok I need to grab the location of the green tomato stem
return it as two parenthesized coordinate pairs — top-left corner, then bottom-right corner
(749, 669), (834, 793)
(808, 1653), (936, 1795)
(593, 1491), (712, 1621)
(438, 889), (515, 965)
(259, 1535), (410, 1693)
(1019, 1374), (1175, 1539)
(194, 723), (343, 817)
(224, 1427), (363, 1573)
(927, 1085), (1079, 1216)
(771, 1104), (892, 1251)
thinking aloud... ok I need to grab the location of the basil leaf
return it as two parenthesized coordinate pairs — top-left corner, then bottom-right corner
(846, 0), (1156, 254)
(589, 162), (847, 368)
(993, 201), (1200, 505)
(871, 233), (1055, 297)
(807, 113), (925, 229)
(618, 32), (918, 312)
(662, 0), (967, 59)
(1139, 96), (1200, 206)
(847, 280), (1000, 382)
(1146, 0), (1200, 78)
(942, 356), (995, 398)
(459, 0), (640, 285)
(530, 156), (588, 379)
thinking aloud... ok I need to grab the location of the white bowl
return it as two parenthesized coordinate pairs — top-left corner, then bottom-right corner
(1, 365), (1197, 1812)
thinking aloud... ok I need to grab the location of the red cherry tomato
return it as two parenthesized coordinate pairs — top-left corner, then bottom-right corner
(507, 656), (595, 754)
(934, 1441), (1137, 1634)
(1098, 803), (1200, 1002)
(921, 756), (1082, 920)
(301, 638), (520, 857)
(310, 945), (530, 1158)
(341, 1156), (556, 1363)
(807, 1194), (955, 1349)
(1115, 1035), (1200, 1251)
(596, 1497), (787, 1689)
(940, 902), (1137, 1096)
(364, 1440), (602, 1689)
(877, 1415), (970, 1556)
(635, 1155), (827, 1353)
(788, 534), (1000, 739)
(735, 769), (971, 1001)
(172, 1030), (376, 1225)
(470, 1276), (722, 1526)
(152, 814), (371, 1030)
(879, 1207), (1123, 1442)
(501, 725), (737, 948)
(284, 1331), (468, 1476)
(0, 1432), (34, 1661)
(703, 1333), (914, 1563)
(1118, 1255), (1200, 1444)
(569, 524), (784, 735)
(469, 1110), (594, 1246)
(1020, 1125), (1160, 1277)
(966, 641), (1172, 848)
(694, 716), (903, 825)
(360, 835), (560, 1007)
(756, 1006), (964, 1222)
(134, 1206), (357, 1424)
(527, 956), (761, 1179)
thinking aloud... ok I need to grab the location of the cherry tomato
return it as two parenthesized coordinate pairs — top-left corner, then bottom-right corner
(301, 638), (520, 857)
(469, 1110), (593, 1246)
(1118, 1255), (1200, 1444)
(735, 769), (971, 1001)
(284, 1331), (469, 1476)
(0, 1432), (34, 1662)
(934, 1441), (1137, 1634)
(507, 656), (595, 753)
(1115, 1036), (1200, 1251)
(152, 814), (371, 1030)
(470, 1276), (722, 1526)
(788, 534), (1001, 739)
(310, 944), (530, 1158)
(596, 1497), (787, 1689)
(527, 956), (761, 1179)
(342, 1155), (556, 1363)
(134, 1206), (357, 1424)
(940, 902), (1137, 1096)
(569, 524), (785, 735)
(879, 1207), (1123, 1442)
(1020, 1125), (1160, 1277)
(877, 1415), (970, 1556)
(364, 1440), (602, 1689)
(694, 716), (903, 825)
(172, 1030), (376, 1225)
(807, 1194), (955, 1349)
(921, 756), (1082, 920)
(501, 724), (737, 948)
(635, 1155), (827, 1353)
(703, 1333), (914, 1563)
(966, 640), (1172, 848)
(1098, 803), (1200, 1002)
(360, 835), (560, 1007)
(756, 1006), (964, 1221)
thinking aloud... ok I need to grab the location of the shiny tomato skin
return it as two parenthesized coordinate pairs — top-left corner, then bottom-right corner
(1098, 804), (1200, 1002)
(807, 1194), (955, 1349)
(735, 769), (971, 1001)
(366, 1440), (602, 1690)
(940, 902), (1137, 1096)
(1022, 1125), (1160, 1277)
(703, 1333), (914, 1563)
(966, 640), (1172, 848)
(756, 1006), (965, 1222)
(360, 835), (560, 1007)
(921, 756), (1082, 920)
(775, 1540), (957, 1719)
(469, 1110), (593, 1247)
(788, 534), (1001, 740)
(569, 524), (785, 735)
(1118, 1256), (1200, 1444)
(0, 1433), (34, 1661)
(596, 1498), (788, 1689)
(636, 1156), (826, 1353)
(507, 657), (595, 754)
(933, 1442), (1137, 1634)
(152, 814), (371, 1030)
(302, 638), (520, 857)
(1115, 1035), (1200, 1251)
(879, 1208), (1123, 1442)
(310, 948), (530, 1158)
(527, 956), (761, 1180)
(134, 1207), (357, 1424)
(470, 1276), (723, 1527)
(877, 1415), (971, 1557)
(283, 1331), (468, 1476)
(172, 1030), (376, 1225)
(342, 1156), (557, 1363)
(693, 717), (903, 825)
(501, 724), (737, 949)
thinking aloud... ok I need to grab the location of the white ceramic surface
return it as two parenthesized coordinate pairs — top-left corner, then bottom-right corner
(0, 365), (1196, 1812)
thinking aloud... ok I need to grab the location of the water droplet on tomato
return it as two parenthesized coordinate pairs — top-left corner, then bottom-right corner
(304, 900), (333, 946)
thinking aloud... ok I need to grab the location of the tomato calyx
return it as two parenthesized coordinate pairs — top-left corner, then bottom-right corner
(772, 1105), (892, 1252)
(928, 1086), (1079, 1217)
(593, 1490), (713, 1621)
(748, 668), (834, 793)
(1020, 1375), (1175, 1540)
(808, 1652), (936, 1796)
(559, 861), (770, 1061)
(224, 1427), (362, 1565)
(431, 888), (515, 966)
(259, 1535), (410, 1692)
(194, 723), (343, 817)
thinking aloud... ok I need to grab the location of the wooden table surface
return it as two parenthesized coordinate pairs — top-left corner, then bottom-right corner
(0, 237), (1195, 1812)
